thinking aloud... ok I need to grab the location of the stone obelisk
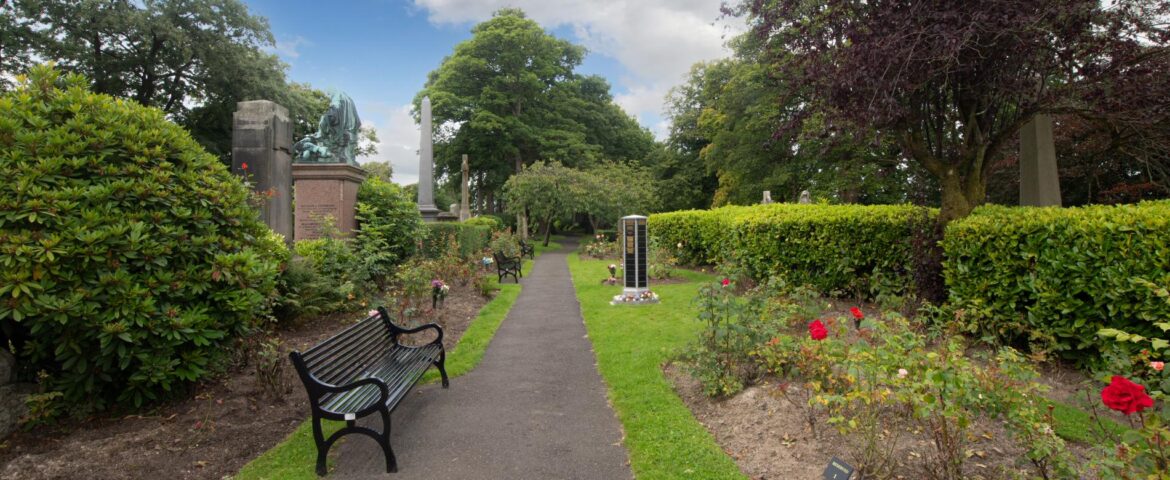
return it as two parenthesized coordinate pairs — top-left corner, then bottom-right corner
(1019, 114), (1062, 207)
(460, 154), (471, 221)
(418, 96), (440, 221)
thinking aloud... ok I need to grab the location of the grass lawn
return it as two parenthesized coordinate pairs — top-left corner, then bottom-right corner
(567, 254), (745, 479)
(232, 240), (560, 479)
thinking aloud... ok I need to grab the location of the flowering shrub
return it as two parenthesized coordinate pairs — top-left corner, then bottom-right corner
(0, 66), (281, 413)
(580, 234), (618, 259)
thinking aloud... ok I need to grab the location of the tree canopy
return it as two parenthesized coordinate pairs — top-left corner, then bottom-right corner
(416, 8), (654, 212)
(728, 0), (1170, 221)
(1, 0), (353, 160)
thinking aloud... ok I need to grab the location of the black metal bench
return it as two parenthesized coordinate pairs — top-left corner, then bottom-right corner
(289, 306), (448, 476)
(493, 252), (522, 283)
(519, 240), (535, 259)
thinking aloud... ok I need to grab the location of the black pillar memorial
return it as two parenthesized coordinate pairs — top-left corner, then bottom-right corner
(612, 215), (658, 305)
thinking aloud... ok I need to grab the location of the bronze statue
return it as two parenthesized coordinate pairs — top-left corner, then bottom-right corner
(293, 90), (362, 165)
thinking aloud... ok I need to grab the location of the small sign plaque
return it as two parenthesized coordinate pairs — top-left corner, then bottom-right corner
(823, 456), (854, 480)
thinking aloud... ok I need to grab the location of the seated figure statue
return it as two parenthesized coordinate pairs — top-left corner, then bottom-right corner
(293, 90), (362, 165)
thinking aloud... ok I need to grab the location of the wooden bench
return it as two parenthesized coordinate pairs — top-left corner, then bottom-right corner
(289, 306), (449, 475)
(493, 252), (522, 283)
(518, 239), (535, 259)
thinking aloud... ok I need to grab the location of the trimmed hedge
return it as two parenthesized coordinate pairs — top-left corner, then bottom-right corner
(463, 215), (504, 230)
(943, 202), (1170, 357)
(421, 223), (492, 259)
(650, 204), (932, 294)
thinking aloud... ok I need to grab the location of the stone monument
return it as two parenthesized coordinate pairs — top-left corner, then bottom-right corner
(611, 215), (658, 305)
(460, 154), (471, 221)
(232, 100), (293, 243)
(417, 96), (441, 221)
(1019, 114), (1062, 207)
(799, 190), (812, 204)
(761, 190), (774, 204)
(291, 90), (367, 239)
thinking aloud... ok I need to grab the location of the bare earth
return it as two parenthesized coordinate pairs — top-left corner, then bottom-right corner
(0, 282), (487, 480)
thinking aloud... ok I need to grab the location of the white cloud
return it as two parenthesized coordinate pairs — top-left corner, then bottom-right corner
(267, 35), (312, 61)
(358, 103), (420, 186)
(412, 0), (742, 134)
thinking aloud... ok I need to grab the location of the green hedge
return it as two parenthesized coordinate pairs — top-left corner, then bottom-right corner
(943, 202), (1170, 357)
(421, 223), (493, 259)
(650, 204), (931, 294)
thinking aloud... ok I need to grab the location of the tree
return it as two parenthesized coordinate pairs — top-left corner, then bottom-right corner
(503, 161), (587, 246)
(664, 39), (937, 208)
(4, 0), (335, 160)
(416, 8), (654, 212)
(580, 162), (657, 230)
(731, 0), (1170, 221)
(361, 160), (394, 183)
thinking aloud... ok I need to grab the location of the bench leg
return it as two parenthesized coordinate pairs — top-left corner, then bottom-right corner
(379, 409), (399, 473)
(435, 351), (450, 388)
(311, 414), (329, 476)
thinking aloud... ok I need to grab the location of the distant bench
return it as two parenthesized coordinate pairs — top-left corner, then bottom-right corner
(289, 306), (449, 475)
(494, 252), (522, 283)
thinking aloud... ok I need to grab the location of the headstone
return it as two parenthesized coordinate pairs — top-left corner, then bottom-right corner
(761, 190), (774, 204)
(232, 100), (293, 243)
(799, 190), (812, 204)
(460, 154), (471, 221)
(1019, 114), (1062, 207)
(612, 215), (658, 305)
(438, 203), (459, 222)
(292, 163), (367, 240)
(417, 96), (441, 221)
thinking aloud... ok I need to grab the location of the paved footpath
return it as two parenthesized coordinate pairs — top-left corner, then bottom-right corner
(333, 238), (632, 479)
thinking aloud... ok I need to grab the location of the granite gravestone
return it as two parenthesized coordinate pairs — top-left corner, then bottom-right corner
(231, 100), (293, 243)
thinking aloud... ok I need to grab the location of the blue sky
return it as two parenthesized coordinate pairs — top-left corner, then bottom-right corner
(243, 0), (741, 185)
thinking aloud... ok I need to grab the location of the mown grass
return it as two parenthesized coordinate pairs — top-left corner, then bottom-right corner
(567, 254), (745, 479)
(233, 240), (557, 480)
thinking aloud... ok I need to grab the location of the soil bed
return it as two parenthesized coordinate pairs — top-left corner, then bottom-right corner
(0, 282), (488, 480)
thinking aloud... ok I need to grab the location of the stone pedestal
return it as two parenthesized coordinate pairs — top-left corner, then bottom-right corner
(1019, 114), (1062, 207)
(292, 163), (367, 240)
(232, 101), (293, 243)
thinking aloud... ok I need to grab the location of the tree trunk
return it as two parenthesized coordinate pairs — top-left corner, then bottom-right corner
(937, 170), (985, 224)
(543, 216), (552, 247)
(515, 155), (528, 241)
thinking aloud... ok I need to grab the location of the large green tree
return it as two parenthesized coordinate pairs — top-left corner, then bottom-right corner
(730, 0), (1170, 221)
(416, 8), (654, 212)
(2, 0), (341, 159)
(664, 36), (936, 207)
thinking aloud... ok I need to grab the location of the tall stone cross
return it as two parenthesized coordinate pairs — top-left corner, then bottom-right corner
(417, 96), (440, 221)
(460, 154), (471, 221)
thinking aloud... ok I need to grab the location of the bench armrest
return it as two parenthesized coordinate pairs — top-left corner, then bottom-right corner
(391, 322), (444, 347)
(376, 306), (444, 347)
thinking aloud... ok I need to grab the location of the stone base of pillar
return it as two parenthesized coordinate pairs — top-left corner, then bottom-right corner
(419, 204), (441, 222)
(292, 163), (367, 240)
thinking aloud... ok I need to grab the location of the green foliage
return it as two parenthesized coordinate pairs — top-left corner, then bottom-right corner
(463, 216), (503, 230)
(354, 177), (423, 284)
(293, 234), (366, 312)
(420, 223), (492, 259)
(417, 8), (654, 208)
(489, 229), (521, 259)
(944, 202), (1170, 359)
(0, 66), (281, 413)
(651, 204), (932, 296)
(269, 257), (337, 325)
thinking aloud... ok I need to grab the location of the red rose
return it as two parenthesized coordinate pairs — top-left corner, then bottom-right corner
(241, 162), (249, 170)
(1101, 375), (1154, 415)
(721, 278), (730, 287)
(850, 307), (864, 319)
(808, 320), (828, 341)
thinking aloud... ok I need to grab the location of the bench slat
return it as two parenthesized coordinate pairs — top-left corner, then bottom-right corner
(321, 345), (441, 414)
(307, 330), (391, 384)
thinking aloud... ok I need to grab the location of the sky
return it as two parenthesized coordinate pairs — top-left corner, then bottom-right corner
(243, 0), (743, 185)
